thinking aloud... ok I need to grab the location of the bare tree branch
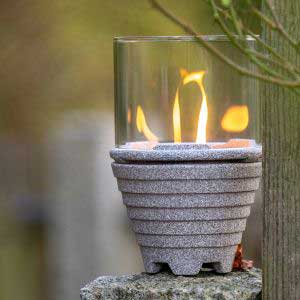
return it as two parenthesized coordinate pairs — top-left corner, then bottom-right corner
(251, 6), (277, 29)
(213, 4), (300, 77)
(249, 49), (300, 79)
(265, 0), (299, 51)
(209, 0), (293, 81)
(149, 0), (300, 88)
(228, 3), (243, 38)
(213, 2), (300, 79)
(246, 29), (300, 74)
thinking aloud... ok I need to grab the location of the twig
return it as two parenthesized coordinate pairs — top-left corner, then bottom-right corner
(249, 49), (300, 79)
(214, 4), (300, 77)
(251, 6), (277, 30)
(265, 0), (299, 51)
(149, 0), (300, 88)
(212, 2), (300, 79)
(209, 0), (292, 81)
(245, 30), (300, 74)
(228, 3), (243, 39)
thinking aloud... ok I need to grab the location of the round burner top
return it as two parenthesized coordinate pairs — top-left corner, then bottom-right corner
(110, 140), (262, 163)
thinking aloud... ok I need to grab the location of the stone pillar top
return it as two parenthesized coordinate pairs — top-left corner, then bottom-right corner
(80, 268), (262, 300)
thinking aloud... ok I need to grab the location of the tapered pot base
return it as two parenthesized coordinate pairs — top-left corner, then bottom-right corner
(140, 246), (237, 275)
(111, 159), (262, 276)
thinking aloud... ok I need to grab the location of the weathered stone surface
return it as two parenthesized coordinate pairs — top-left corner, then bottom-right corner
(80, 268), (262, 300)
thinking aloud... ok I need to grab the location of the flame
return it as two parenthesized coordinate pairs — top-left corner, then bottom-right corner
(173, 70), (208, 143)
(221, 105), (249, 132)
(180, 68), (189, 78)
(136, 105), (158, 142)
(137, 69), (209, 144)
(173, 88), (181, 143)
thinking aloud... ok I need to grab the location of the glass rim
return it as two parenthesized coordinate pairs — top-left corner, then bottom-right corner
(114, 35), (256, 43)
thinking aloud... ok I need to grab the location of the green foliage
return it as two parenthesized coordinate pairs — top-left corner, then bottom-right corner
(221, 0), (231, 7)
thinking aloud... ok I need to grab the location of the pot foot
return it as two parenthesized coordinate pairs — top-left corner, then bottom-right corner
(169, 260), (202, 276)
(213, 260), (233, 273)
(143, 261), (162, 273)
(140, 246), (237, 275)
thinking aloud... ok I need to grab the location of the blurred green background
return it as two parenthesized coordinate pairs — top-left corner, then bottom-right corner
(0, 0), (216, 137)
(0, 1), (261, 300)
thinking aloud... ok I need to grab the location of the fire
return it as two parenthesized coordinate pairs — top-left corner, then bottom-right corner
(136, 70), (248, 143)
(173, 70), (208, 143)
(136, 105), (158, 142)
(137, 70), (208, 143)
(172, 88), (181, 143)
(221, 105), (249, 132)
(183, 71), (208, 144)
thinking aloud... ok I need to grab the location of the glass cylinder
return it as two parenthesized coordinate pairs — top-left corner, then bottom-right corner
(114, 36), (259, 148)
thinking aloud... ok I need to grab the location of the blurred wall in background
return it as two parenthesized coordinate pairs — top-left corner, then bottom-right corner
(0, 1), (261, 300)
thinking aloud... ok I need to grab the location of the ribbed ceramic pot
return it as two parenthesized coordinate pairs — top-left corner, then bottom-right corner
(111, 155), (262, 275)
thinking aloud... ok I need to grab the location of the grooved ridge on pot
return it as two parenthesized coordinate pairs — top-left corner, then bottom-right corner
(112, 162), (262, 180)
(122, 192), (256, 208)
(127, 206), (251, 220)
(135, 232), (243, 247)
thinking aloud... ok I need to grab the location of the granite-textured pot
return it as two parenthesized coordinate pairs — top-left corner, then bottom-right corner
(110, 144), (262, 275)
